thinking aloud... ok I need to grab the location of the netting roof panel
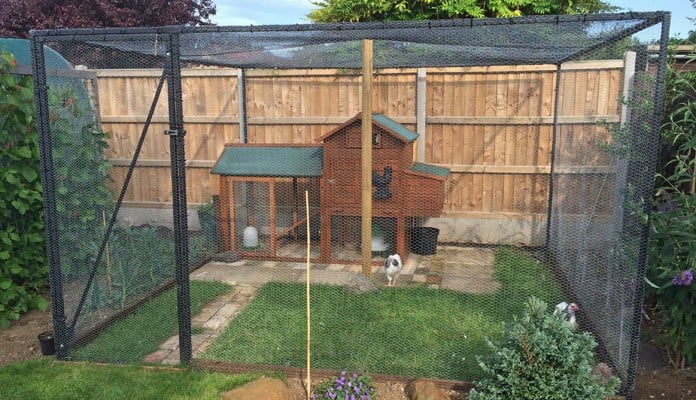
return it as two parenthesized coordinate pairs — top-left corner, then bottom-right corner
(31, 12), (667, 69)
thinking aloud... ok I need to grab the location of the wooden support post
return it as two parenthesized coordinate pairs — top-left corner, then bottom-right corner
(396, 216), (406, 257)
(219, 177), (234, 251)
(319, 209), (331, 263)
(269, 178), (277, 257)
(361, 39), (373, 277)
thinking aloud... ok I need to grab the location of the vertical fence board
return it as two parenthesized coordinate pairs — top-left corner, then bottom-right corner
(96, 62), (624, 231)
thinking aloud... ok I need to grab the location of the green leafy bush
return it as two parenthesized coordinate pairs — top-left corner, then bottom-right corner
(645, 54), (696, 369)
(0, 51), (48, 328)
(468, 297), (619, 400)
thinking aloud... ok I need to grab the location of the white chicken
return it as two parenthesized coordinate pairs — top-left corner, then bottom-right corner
(384, 254), (403, 287)
(555, 301), (580, 330)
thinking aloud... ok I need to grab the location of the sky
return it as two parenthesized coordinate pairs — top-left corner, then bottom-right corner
(210, 0), (695, 38)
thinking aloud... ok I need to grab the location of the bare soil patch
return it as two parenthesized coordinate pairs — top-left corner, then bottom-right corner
(0, 307), (53, 366)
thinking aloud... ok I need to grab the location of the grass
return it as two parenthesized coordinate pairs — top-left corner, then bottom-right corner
(201, 246), (564, 381)
(62, 246), (563, 381)
(0, 359), (260, 400)
(71, 280), (232, 363)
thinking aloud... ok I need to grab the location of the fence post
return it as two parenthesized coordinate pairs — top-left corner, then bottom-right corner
(238, 68), (247, 143)
(416, 67), (427, 162)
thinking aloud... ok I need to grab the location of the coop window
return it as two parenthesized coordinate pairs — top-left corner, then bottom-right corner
(373, 132), (380, 145)
(346, 130), (382, 148)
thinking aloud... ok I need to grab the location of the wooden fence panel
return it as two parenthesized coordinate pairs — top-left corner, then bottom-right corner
(98, 69), (242, 203)
(96, 60), (626, 233)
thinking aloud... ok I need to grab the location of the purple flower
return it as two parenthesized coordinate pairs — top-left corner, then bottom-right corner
(313, 371), (375, 400)
(657, 193), (677, 212)
(672, 270), (693, 286)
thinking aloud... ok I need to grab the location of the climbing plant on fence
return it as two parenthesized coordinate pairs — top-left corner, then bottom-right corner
(48, 81), (112, 279)
(0, 51), (48, 328)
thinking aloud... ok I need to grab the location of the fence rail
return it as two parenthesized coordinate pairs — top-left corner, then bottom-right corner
(97, 59), (627, 243)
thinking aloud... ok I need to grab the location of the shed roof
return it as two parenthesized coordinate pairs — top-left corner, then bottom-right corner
(211, 145), (323, 177)
(0, 38), (71, 69)
(318, 113), (418, 143)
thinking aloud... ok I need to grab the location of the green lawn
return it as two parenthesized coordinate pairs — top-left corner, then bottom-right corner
(64, 247), (563, 382)
(71, 280), (232, 363)
(0, 359), (259, 400)
(200, 247), (564, 381)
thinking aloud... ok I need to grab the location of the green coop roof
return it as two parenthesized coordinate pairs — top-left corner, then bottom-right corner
(372, 113), (419, 143)
(409, 162), (450, 178)
(212, 145), (323, 177)
(318, 113), (419, 143)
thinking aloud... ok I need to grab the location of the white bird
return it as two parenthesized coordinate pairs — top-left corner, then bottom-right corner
(555, 301), (580, 330)
(384, 254), (403, 287)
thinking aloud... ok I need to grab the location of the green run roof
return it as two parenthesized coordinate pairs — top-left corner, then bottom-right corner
(373, 113), (419, 142)
(409, 162), (450, 178)
(211, 146), (323, 177)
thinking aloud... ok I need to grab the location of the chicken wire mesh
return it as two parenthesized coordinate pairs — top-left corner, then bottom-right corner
(30, 12), (669, 397)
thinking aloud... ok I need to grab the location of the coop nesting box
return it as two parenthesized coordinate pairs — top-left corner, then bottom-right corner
(318, 112), (449, 261)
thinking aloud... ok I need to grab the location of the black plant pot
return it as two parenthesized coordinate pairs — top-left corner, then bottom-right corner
(409, 227), (440, 255)
(37, 331), (55, 356)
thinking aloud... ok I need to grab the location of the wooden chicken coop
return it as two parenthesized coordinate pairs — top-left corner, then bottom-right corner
(318, 113), (449, 262)
(211, 113), (449, 263)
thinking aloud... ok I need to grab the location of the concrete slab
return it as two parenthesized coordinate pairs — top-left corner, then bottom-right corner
(193, 246), (498, 294)
(441, 262), (500, 293)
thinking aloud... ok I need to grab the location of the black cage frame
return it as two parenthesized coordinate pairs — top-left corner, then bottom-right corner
(30, 12), (670, 397)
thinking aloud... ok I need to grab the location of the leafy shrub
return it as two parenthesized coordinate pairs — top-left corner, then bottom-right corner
(0, 51), (49, 328)
(468, 297), (618, 400)
(645, 54), (696, 368)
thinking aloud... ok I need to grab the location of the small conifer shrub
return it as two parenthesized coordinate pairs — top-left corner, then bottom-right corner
(468, 297), (619, 400)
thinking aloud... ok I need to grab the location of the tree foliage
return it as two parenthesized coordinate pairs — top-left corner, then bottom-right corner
(0, 0), (216, 38)
(308, 0), (618, 23)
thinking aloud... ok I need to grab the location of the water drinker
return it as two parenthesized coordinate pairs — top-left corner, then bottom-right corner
(243, 226), (259, 249)
(371, 223), (389, 252)
(371, 235), (389, 252)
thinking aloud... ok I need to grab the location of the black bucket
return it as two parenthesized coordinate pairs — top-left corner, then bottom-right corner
(409, 227), (439, 255)
(37, 331), (55, 356)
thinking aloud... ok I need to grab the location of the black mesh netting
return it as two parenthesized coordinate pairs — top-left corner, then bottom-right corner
(30, 12), (669, 398)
